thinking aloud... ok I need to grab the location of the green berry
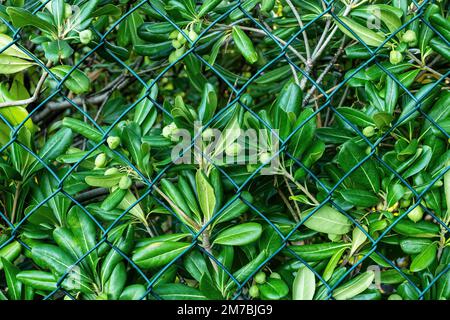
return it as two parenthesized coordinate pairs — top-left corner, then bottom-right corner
(407, 205), (424, 223)
(259, 152), (271, 164)
(225, 143), (242, 157)
(202, 128), (215, 140)
(249, 285), (259, 298)
(389, 50), (403, 65)
(162, 122), (177, 139)
(94, 153), (107, 168)
(188, 30), (198, 42)
(119, 176), (132, 190)
(402, 30), (417, 44)
(400, 198), (411, 208)
(169, 30), (179, 40)
(269, 272), (281, 279)
(172, 39), (182, 49)
(388, 294), (403, 300)
(107, 136), (121, 150)
(254, 271), (266, 284)
(79, 29), (93, 45)
(363, 126), (375, 137)
(104, 168), (119, 176)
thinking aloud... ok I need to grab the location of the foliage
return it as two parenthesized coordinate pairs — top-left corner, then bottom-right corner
(0, 0), (449, 300)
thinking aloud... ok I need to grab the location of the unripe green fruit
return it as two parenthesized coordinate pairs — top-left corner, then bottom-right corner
(225, 143), (242, 156)
(363, 126), (375, 137)
(79, 29), (93, 45)
(162, 122), (177, 138)
(172, 39), (182, 49)
(95, 153), (107, 168)
(177, 31), (185, 42)
(178, 35), (187, 45)
(105, 167), (119, 175)
(269, 272), (281, 279)
(408, 205), (424, 223)
(188, 30), (198, 42)
(400, 198), (411, 208)
(119, 176), (132, 190)
(402, 30), (417, 44)
(169, 30), (179, 39)
(249, 285), (259, 298)
(389, 50), (403, 65)
(254, 271), (266, 284)
(107, 136), (121, 149)
(202, 128), (215, 140)
(259, 152), (271, 164)
(388, 294), (403, 300)
(168, 47), (185, 64)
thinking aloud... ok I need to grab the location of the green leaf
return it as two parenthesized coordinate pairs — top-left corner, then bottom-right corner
(340, 189), (379, 208)
(322, 248), (346, 282)
(400, 238), (433, 255)
(333, 270), (375, 300)
(337, 107), (375, 127)
(292, 266), (315, 300)
(410, 243), (437, 272)
(132, 241), (190, 269)
(134, 80), (158, 131)
(0, 241), (21, 270)
(386, 183), (405, 207)
(336, 16), (386, 47)
(232, 26), (258, 64)
(259, 278), (289, 300)
(338, 141), (380, 193)
(27, 128), (73, 176)
(196, 169), (216, 222)
(301, 205), (352, 235)
(351, 5), (402, 34)
(403, 146), (433, 179)
(50, 65), (90, 94)
(119, 284), (147, 300)
(213, 222), (262, 246)
(152, 284), (207, 300)
(7, 7), (57, 35)
(30, 243), (92, 293)
(0, 34), (32, 60)
(385, 76), (398, 114)
(198, 83), (217, 122)
(16, 271), (57, 292)
(85, 174), (124, 188)
(1, 257), (22, 300)
(350, 226), (368, 256)
(43, 40), (73, 62)
(288, 242), (351, 261)
(51, 0), (65, 28)
(67, 206), (98, 275)
(0, 55), (35, 74)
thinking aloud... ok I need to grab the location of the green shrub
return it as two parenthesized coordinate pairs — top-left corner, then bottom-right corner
(0, 0), (449, 300)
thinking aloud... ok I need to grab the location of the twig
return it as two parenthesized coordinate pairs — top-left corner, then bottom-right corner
(303, 37), (346, 106)
(0, 63), (51, 108)
(285, 0), (311, 60)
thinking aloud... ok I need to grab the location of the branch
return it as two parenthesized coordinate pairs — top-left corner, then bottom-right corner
(0, 64), (51, 109)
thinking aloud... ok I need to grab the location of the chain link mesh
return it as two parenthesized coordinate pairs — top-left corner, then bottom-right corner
(0, 0), (449, 300)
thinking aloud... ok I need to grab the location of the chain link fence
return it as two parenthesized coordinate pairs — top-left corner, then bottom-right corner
(0, 0), (449, 300)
